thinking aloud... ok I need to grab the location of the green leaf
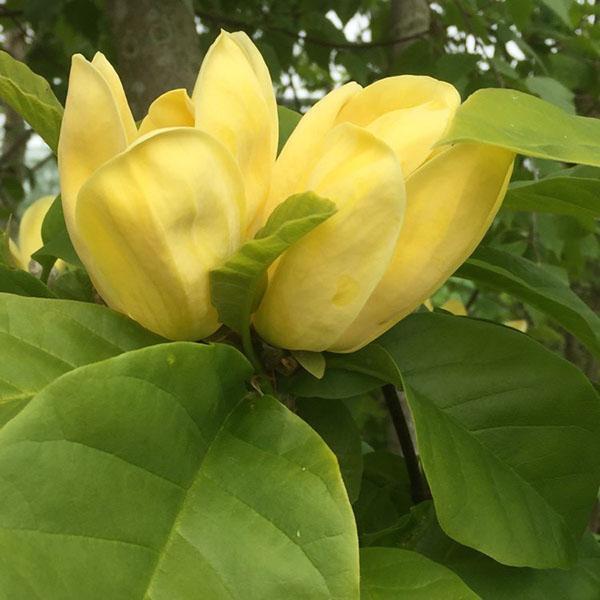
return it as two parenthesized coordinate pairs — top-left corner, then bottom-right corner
(446, 533), (600, 600)
(354, 452), (412, 539)
(455, 246), (600, 357)
(378, 312), (600, 569)
(525, 76), (575, 113)
(0, 343), (359, 598)
(0, 228), (15, 267)
(277, 104), (301, 154)
(296, 396), (363, 502)
(285, 343), (402, 399)
(292, 350), (326, 379)
(0, 293), (162, 427)
(441, 89), (600, 167)
(504, 176), (600, 219)
(405, 503), (600, 600)
(539, 0), (573, 26)
(360, 547), (479, 599)
(209, 192), (336, 335)
(32, 195), (81, 267)
(0, 265), (55, 299)
(0, 50), (63, 152)
(49, 267), (95, 302)
(284, 368), (383, 399)
(327, 344), (403, 388)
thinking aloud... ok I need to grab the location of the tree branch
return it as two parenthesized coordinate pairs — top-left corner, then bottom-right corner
(382, 384), (430, 503)
(196, 9), (429, 50)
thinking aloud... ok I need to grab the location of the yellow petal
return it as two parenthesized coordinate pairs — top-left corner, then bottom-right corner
(13, 195), (55, 270)
(331, 143), (514, 352)
(8, 238), (22, 269)
(193, 31), (277, 229)
(137, 89), (195, 137)
(441, 297), (468, 316)
(505, 319), (528, 333)
(91, 52), (137, 144)
(75, 128), (245, 340)
(58, 54), (131, 256)
(336, 76), (461, 177)
(254, 124), (405, 351)
(260, 82), (361, 228)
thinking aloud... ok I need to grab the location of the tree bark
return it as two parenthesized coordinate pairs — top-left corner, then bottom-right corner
(105, 0), (202, 119)
(1, 28), (29, 215)
(390, 0), (430, 57)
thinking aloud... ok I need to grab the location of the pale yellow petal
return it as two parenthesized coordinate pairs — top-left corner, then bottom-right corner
(138, 89), (195, 137)
(254, 124), (405, 351)
(75, 128), (245, 340)
(441, 297), (468, 316)
(331, 143), (514, 352)
(261, 82), (361, 228)
(505, 319), (528, 333)
(58, 54), (130, 254)
(8, 238), (25, 270)
(336, 76), (460, 177)
(91, 52), (137, 144)
(365, 103), (457, 177)
(336, 75), (460, 125)
(15, 195), (55, 270)
(193, 30), (277, 229)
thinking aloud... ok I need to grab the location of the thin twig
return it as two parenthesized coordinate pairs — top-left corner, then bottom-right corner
(382, 384), (430, 503)
(196, 9), (429, 50)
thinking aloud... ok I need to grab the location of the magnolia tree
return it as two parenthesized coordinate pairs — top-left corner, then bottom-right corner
(0, 29), (599, 599)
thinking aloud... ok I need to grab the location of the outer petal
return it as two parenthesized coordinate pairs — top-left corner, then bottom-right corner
(336, 76), (461, 177)
(75, 128), (245, 340)
(138, 89), (195, 137)
(260, 82), (361, 227)
(254, 124), (405, 351)
(91, 52), (137, 144)
(331, 143), (515, 352)
(13, 195), (55, 270)
(193, 31), (277, 229)
(58, 54), (132, 254)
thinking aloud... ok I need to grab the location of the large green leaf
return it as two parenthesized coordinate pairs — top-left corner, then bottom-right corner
(296, 397), (363, 502)
(0, 50), (63, 152)
(504, 176), (600, 219)
(360, 547), (479, 599)
(446, 533), (600, 600)
(0, 293), (162, 426)
(378, 312), (600, 569)
(455, 246), (600, 356)
(0, 343), (359, 599)
(405, 502), (600, 600)
(442, 89), (600, 167)
(0, 265), (55, 298)
(210, 191), (335, 336)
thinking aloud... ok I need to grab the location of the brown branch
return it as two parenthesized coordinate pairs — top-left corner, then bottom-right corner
(382, 385), (431, 503)
(196, 9), (429, 50)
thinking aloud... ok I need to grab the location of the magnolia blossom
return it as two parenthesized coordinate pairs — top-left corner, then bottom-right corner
(59, 30), (514, 349)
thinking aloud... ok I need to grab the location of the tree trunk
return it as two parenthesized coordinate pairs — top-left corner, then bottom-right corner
(105, 0), (202, 119)
(390, 0), (430, 57)
(1, 28), (29, 215)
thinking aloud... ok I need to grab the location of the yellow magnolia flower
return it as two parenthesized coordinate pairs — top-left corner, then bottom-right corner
(58, 31), (277, 340)
(254, 77), (515, 352)
(9, 195), (55, 271)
